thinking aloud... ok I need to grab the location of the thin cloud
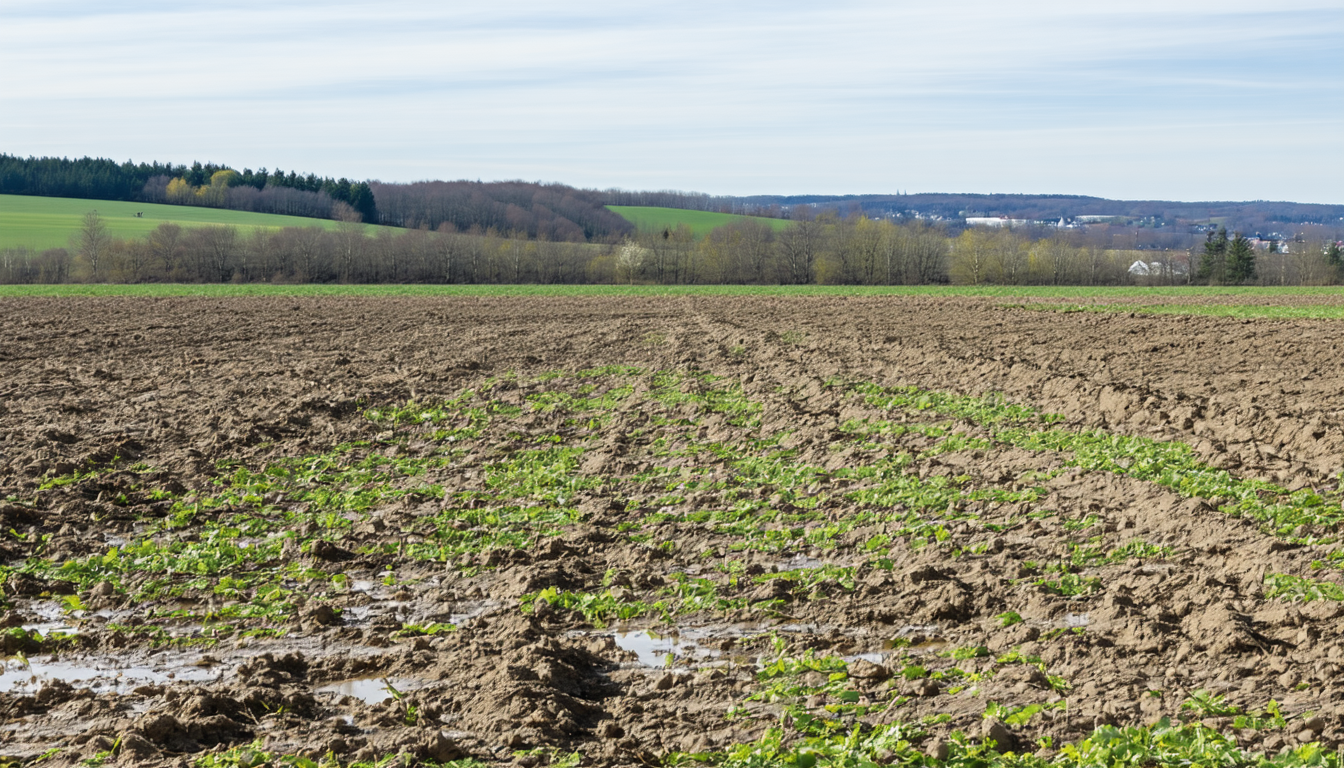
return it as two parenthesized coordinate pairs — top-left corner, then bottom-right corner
(1, 1), (1340, 201)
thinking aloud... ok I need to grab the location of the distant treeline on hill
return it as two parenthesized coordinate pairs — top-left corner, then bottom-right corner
(4, 208), (1341, 287)
(0, 154), (377, 222)
(602, 189), (1344, 230)
(371, 181), (631, 241)
(601, 188), (786, 218)
(753, 193), (1344, 227)
(7, 153), (1341, 244)
(0, 154), (634, 242)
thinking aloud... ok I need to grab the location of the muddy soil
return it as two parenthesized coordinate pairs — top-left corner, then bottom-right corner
(1, 295), (1343, 767)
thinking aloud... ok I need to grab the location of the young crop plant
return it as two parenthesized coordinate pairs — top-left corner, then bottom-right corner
(1180, 689), (1244, 718)
(745, 649), (902, 718)
(645, 369), (764, 428)
(677, 713), (1344, 768)
(520, 587), (663, 628)
(1033, 571), (1103, 597)
(1067, 540), (1172, 568)
(197, 740), (495, 768)
(983, 700), (1066, 727)
(1263, 573), (1344, 602)
(852, 382), (1061, 427)
(845, 380), (1344, 550)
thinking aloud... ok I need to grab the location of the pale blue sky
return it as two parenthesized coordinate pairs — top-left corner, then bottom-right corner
(2, 1), (1341, 202)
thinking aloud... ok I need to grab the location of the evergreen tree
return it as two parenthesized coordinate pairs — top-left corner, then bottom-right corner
(348, 182), (378, 223)
(1226, 232), (1257, 284)
(1197, 227), (1228, 284)
(1325, 242), (1343, 281)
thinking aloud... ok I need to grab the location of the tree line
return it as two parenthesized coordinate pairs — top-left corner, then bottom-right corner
(0, 154), (634, 240)
(2, 207), (1341, 287)
(0, 214), (601, 285)
(8, 153), (1342, 250)
(601, 188), (786, 218)
(368, 180), (632, 241)
(0, 154), (379, 221)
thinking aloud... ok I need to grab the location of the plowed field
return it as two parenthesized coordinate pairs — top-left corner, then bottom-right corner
(2, 295), (1343, 768)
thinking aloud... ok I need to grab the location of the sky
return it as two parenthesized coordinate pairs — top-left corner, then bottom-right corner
(2, 1), (1342, 203)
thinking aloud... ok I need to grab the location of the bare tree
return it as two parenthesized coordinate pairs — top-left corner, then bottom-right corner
(184, 226), (238, 282)
(108, 238), (151, 282)
(950, 229), (993, 285)
(74, 210), (111, 282)
(287, 227), (328, 282)
(333, 205), (367, 282)
(146, 223), (185, 280)
(1035, 235), (1076, 285)
(903, 221), (949, 284)
(778, 217), (822, 284)
(993, 230), (1029, 284)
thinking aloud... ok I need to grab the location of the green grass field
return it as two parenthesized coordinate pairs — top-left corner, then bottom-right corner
(0, 194), (383, 250)
(608, 206), (792, 238)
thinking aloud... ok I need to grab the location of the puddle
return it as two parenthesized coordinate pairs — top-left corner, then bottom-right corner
(613, 630), (722, 668)
(776, 623), (825, 633)
(18, 602), (81, 636)
(776, 554), (825, 571)
(448, 600), (502, 625)
(316, 676), (421, 705)
(882, 625), (946, 652)
(343, 604), (410, 623)
(20, 621), (79, 636)
(343, 606), (374, 622)
(27, 602), (65, 622)
(0, 656), (220, 695)
(893, 624), (940, 637)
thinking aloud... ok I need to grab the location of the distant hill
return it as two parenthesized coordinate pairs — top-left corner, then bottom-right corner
(748, 193), (1344, 225)
(0, 154), (634, 242)
(603, 189), (1344, 229)
(373, 180), (631, 241)
(0, 194), (393, 251)
(7, 154), (1337, 245)
(608, 206), (791, 238)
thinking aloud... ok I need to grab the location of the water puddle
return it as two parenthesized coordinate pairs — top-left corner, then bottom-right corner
(342, 606), (376, 622)
(0, 656), (220, 695)
(18, 602), (80, 636)
(777, 554), (826, 571)
(886, 625), (946, 653)
(316, 676), (422, 705)
(448, 600), (502, 625)
(894, 624), (940, 637)
(598, 623), (893, 669)
(26, 602), (64, 622)
(613, 630), (722, 668)
(776, 623), (825, 633)
(20, 621), (79, 636)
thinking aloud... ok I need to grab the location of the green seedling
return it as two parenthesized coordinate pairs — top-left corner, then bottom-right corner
(1264, 573), (1344, 602)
